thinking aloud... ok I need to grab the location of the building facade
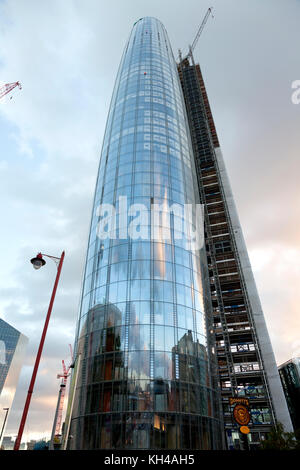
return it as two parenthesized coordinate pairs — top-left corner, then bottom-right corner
(66, 16), (292, 451)
(1, 436), (25, 450)
(279, 358), (300, 431)
(177, 55), (293, 448)
(66, 17), (224, 450)
(0, 318), (28, 446)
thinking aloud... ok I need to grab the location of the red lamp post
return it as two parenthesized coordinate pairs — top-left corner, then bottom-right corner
(13, 251), (65, 451)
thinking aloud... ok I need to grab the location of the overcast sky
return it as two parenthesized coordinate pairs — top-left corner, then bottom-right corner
(0, 0), (299, 443)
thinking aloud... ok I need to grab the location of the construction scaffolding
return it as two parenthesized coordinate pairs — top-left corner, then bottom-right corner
(177, 53), (278, 449)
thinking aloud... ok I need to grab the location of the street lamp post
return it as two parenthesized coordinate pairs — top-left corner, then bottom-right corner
(0, 408), (9, 445)
(13, 251), (65, 451)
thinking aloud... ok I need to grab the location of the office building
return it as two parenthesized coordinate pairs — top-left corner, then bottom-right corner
(177, 52), (292, 448)
(1, 435), (25, 450)
(0, 318), (28, 446)
(66, 17), (224, 450)
(279, 358), (300, 431)
(66, 16), (292, 450)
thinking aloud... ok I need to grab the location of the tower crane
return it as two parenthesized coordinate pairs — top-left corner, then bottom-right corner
(178, 7), (214, 63)
(0, 81), (22, 100)
(50, 344), (73, 449)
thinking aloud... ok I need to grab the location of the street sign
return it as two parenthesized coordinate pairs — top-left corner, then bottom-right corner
(229, 397), (249, 407)
(233, 404), (251, 426)
(240, 426), (250, 434)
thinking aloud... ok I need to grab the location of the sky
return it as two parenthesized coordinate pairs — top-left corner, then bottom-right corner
(0, 0), (299, 443)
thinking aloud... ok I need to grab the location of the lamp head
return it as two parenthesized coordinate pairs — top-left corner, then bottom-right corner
(30, 253), (46, 270)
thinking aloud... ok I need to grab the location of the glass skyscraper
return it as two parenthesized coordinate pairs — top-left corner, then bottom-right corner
(66, 17), (224, 450)
(279, 358), (300, 431)
(0, 319), (28, 446)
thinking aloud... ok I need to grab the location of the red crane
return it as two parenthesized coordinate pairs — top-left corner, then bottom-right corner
(0, 81), (22, 100)
(50, 344), (73, 449)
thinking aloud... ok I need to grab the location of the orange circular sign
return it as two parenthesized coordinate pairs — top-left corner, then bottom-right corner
(240, 426), (250, 434)
(233, 404), (251, 426)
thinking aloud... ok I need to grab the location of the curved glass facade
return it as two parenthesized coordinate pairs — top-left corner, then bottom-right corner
(67, 17), (223, 450)
(0, 319), (28, 447)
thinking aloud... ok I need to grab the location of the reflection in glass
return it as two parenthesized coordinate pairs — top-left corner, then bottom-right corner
(67, 17), (223, 450)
